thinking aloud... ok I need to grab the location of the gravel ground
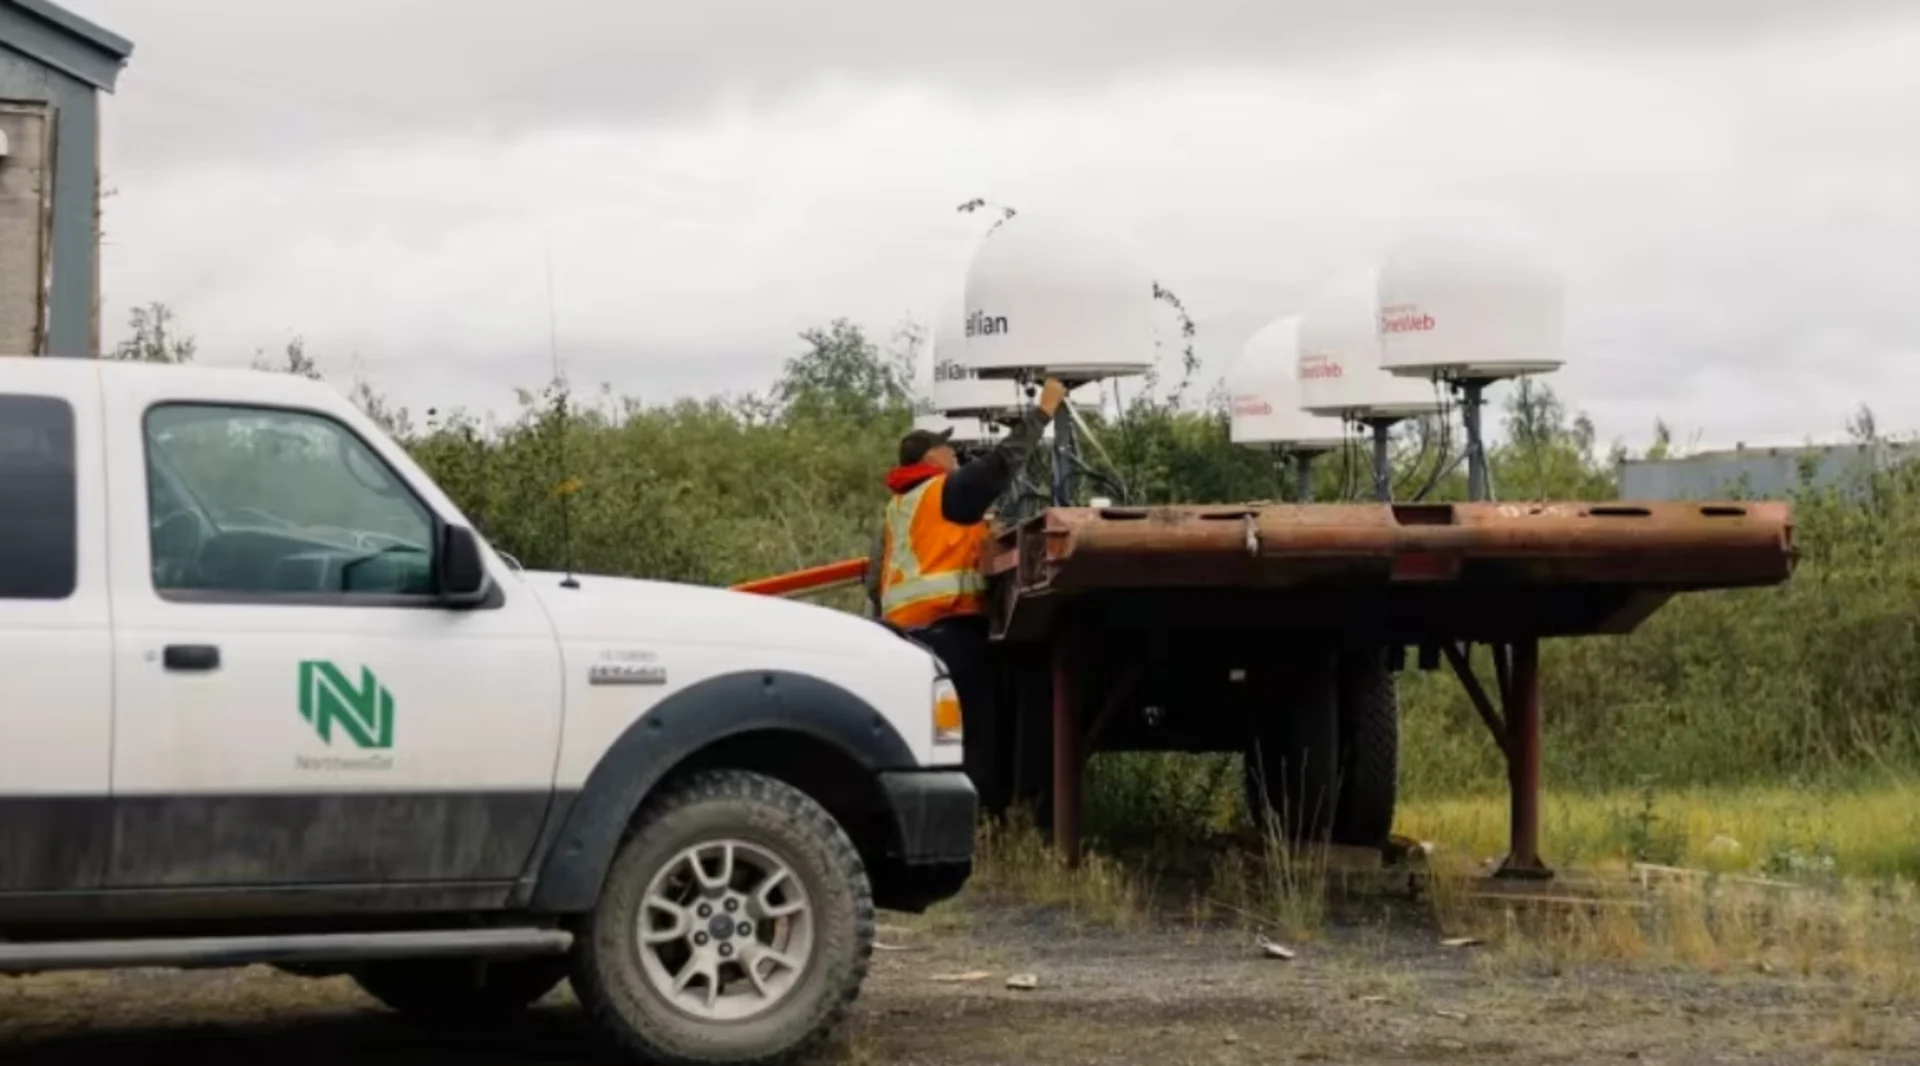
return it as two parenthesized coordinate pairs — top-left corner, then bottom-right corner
(2, 902), (1916, 1065)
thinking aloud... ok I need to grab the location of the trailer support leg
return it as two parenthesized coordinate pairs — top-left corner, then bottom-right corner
(1051, 631), (1082, 866)
(1443, 643), (1509, 758)
(1496, 638), (1552, 881)
(1448, 639), (1553, 880)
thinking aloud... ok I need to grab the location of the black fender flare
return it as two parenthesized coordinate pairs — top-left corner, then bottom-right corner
(527, 669), (918, 913)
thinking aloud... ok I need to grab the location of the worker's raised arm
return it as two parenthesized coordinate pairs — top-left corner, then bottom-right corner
(941, 378), (1068, 525)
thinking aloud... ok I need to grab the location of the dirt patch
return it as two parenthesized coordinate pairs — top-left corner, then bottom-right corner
(2, 902), (1916, 1065)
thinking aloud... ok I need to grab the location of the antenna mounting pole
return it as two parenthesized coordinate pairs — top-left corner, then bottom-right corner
(1457, 378), (1490, 502)
(1049, 400), (1078, 507)
(546, 228), (580, 590)
(1273, 445), (1320, 502)
(1360, 417), (1404, 502)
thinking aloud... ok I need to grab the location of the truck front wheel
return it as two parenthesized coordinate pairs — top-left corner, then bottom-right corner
(572, 769), (874, 1066)
(350, 956), (568, 1023)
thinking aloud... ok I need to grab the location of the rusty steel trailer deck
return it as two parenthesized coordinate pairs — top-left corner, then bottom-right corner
(984, 500), (1793, 639)
(736, 498), (1797, 879)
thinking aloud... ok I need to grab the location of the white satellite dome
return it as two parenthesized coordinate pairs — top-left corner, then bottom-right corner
(958, 212), (1158, 383)
(1226, 316), (1347, 450)
(1376, 229), (1565, 379)
(1297, 269), (1445, 420)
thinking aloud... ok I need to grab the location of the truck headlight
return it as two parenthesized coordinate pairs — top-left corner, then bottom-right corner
(931, 676), (963, 747)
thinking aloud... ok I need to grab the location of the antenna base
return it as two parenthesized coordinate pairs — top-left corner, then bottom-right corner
(1452, 379), (1492, 502)
(1355, 418), (1403, 502)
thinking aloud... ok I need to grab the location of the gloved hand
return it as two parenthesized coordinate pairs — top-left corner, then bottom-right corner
(1037, 377), (1068, 416)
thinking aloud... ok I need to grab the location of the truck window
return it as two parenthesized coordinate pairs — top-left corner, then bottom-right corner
(0, 394), (77, 600)
(143, 403), (437, 600)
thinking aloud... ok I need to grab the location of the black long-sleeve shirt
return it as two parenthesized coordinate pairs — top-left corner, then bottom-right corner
(864, 407), (1050, 618)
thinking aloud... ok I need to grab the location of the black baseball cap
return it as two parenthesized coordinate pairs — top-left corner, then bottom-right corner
(897, 426), (955, 466)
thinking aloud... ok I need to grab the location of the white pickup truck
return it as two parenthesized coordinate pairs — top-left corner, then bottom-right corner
(0, 356), (976, 1065)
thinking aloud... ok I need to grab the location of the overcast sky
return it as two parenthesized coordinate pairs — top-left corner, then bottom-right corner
(59, 0), (1920, 452)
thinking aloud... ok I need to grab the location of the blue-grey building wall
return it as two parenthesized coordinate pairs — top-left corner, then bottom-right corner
(0, 0), (130, 357)
(1617, 442), (1920, 501)
(0, 52), (96, 355)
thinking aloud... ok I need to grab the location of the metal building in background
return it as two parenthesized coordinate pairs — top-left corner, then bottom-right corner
(0, 0), (131, 358)
(1618, 441), (1918, 501)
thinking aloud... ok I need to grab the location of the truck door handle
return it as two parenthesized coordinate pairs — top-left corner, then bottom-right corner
(162, 644), (221, 672)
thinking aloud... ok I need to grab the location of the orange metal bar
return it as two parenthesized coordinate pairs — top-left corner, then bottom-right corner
(730, 557), (868, 599)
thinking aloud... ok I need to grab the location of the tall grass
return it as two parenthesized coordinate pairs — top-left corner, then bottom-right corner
(1397, 448), (1920, 798)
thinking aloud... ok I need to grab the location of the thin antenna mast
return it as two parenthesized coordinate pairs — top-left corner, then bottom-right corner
(546, 228), (580, 589)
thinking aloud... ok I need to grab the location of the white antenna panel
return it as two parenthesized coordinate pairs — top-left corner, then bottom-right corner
(928, 297), (968, 377)
(1377, 231), (1565, 379)
(1297, 270), (1445, 420)
(912, 412), (991, 446)
(927, 330), (1006, 416)
(932, 374), (1020, 420)
(925, 296), (1006, 417)
(959, 212), (1157, 383)
(931, 362), (1107, 422)
(1226, 316), (1347, 449)
(974, 384), (1105, 426)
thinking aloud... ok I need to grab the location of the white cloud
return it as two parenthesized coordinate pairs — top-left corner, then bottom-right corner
(94, 16), (1920, 452)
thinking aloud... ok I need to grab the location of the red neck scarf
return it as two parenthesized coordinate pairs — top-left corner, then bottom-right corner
(885, 463), (944, 494)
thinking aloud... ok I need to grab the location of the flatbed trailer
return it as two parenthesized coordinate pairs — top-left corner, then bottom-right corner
(735, 498), (1797, 878)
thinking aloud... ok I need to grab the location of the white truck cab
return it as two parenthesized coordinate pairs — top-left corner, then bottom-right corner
(0, 356), (975, 1066)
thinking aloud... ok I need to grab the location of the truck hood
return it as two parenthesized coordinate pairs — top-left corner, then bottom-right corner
(513, 568), (923, 663)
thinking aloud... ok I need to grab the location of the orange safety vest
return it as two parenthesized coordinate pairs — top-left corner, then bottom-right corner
(878, 474), (990, 630)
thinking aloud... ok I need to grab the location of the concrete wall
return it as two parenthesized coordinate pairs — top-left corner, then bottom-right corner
(0, 42), (101, 356)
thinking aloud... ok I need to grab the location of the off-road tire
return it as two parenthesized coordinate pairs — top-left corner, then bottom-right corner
(571, 769), (873, 1066)
(1243, 656), (1341, 843)
(350, 956), (568, 1023)
(1331, 648), (1399, 847)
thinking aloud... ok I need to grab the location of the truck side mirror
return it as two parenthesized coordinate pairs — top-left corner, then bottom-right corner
(437, 524), (492, 606)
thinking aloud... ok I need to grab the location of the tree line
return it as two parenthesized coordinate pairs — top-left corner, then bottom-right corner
(106, 300), (1920, 797)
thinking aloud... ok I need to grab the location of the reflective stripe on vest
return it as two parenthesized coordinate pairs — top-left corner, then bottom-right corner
(879, 476), (988, 627)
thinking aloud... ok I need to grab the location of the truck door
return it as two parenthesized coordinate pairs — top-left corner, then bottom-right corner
(0, 366), (112, 893)
(101, 380), (565, 890)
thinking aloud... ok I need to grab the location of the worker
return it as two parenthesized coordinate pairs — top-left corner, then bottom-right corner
(865, 378), (1069, 795)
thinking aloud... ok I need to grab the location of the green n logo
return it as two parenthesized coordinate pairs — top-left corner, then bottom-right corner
(298, 661), (395, 749)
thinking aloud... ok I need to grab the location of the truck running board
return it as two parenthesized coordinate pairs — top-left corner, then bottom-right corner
(0, 926), (573, 974)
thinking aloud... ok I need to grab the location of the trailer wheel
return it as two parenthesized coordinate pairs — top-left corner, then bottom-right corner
(1331, 648), (1399, 847)
(1001, 645), (1056, 828)
(966, 674), (1014, 821)
(1243, 656), (1341, 843)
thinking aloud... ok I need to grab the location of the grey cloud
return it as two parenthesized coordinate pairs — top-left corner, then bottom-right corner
(65, 0), (1917, 170)
(71, 4), (1920, 455)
